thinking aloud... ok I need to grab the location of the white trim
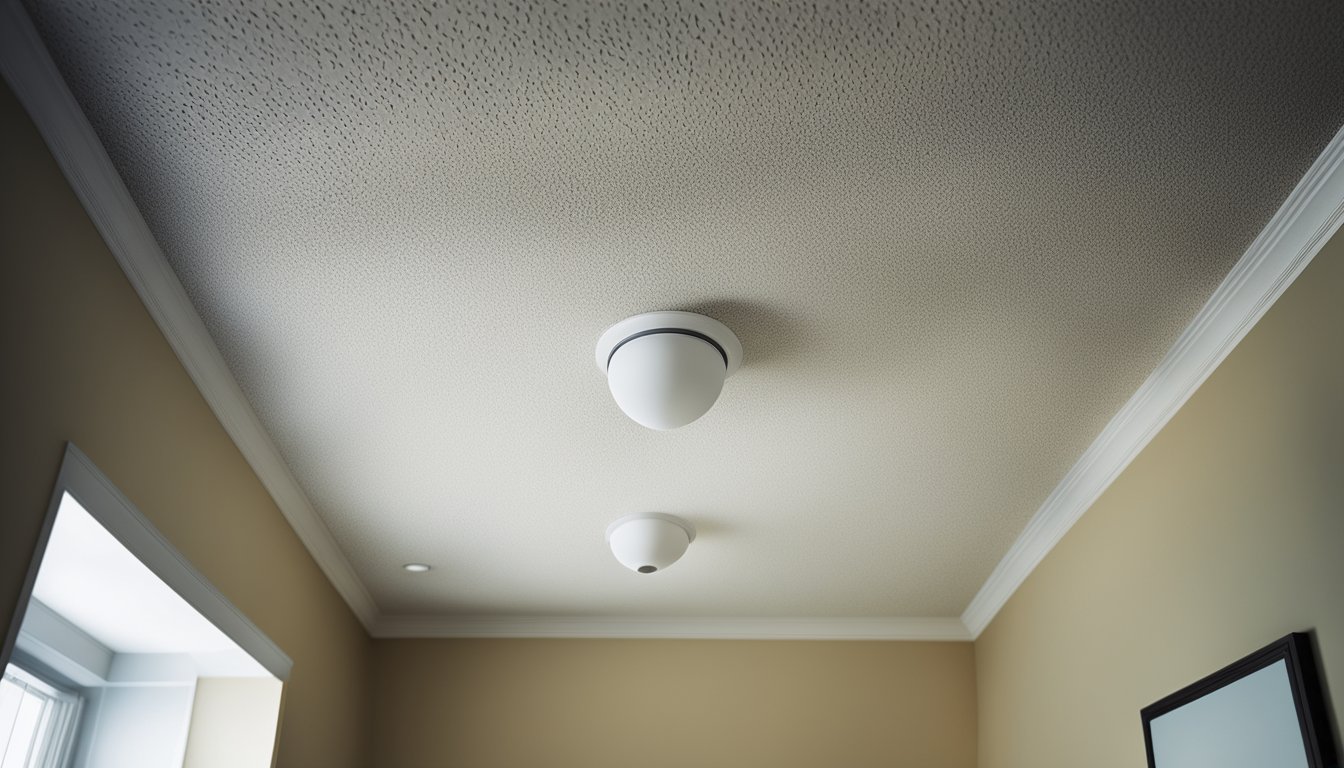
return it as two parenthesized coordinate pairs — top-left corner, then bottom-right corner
(16, 599), (114, 686)
(961, 123), (1344, 638)
(0, 0), (378, 631)
(55, 445), (294, 680)
(372, 615), (973, 641)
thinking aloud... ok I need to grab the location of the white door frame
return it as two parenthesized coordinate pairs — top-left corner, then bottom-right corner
(2, 443), (293, 682)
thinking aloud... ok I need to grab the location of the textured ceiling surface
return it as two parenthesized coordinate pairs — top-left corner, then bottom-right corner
(26, 0), (1344, 618)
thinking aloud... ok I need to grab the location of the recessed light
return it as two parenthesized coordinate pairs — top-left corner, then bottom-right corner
(402, 563), (431, 573)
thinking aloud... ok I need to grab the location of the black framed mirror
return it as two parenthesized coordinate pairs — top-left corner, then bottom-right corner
(1141, 633), (1336, 768)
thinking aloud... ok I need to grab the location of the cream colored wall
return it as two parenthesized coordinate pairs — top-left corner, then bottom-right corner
(184, 677), (286, 768)
(372, 639), (977, 768)
(974, 227), (1344, 766)
(0, 83), (372, 766)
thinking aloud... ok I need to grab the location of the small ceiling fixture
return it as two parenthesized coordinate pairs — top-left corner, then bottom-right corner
(402, 563), (431, 573)
(595, 311), (742, 430)
(605, 513), (696, 574)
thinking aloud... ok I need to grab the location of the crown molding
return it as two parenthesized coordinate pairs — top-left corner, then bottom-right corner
(0, 0), (379, 631)
(961, 123), (1344, 638)
(373, 615), (973, 641)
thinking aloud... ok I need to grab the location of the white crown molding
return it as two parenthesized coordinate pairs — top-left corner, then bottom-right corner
(0, 0), (379, 631)
(961, 123), (1344, 638)
(373, 615), (973, 641)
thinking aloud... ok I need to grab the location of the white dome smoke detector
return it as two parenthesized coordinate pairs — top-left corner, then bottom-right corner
(605, 513), (697, 574)
(595, 311), (742, 430)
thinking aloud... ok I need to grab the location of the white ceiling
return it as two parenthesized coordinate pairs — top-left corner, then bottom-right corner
(22, 0), (1344, 621)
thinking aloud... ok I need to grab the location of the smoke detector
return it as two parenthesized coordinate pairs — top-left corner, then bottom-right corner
(595, 311), (742, 430)
(605, 513), (696, 574)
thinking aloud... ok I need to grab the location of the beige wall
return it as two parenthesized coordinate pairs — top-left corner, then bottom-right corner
(184, 677), (286, 768)
(0, 84), (372, 765)
(975, 228), (1344, 766)
(372, 639), (977, 768)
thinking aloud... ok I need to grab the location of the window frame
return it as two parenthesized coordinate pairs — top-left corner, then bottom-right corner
(1, 663), (83, 768)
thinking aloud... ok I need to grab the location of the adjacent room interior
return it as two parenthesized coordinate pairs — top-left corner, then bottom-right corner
(5, 483), (284, 768)
(1, 0), (1341, 766)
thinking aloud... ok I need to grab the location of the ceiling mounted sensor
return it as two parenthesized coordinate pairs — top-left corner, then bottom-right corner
(596, 311), (742, 430)
(606, 513), (697, 575)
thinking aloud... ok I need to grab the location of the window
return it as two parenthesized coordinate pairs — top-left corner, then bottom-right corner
(0, 665), (82, 768)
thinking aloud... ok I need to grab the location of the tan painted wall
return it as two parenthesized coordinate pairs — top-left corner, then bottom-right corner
(0, 83), (372, 765)
(371, 639), (976, 768)
(974, 228), (1344, 766)
(184, 677), (286, 768)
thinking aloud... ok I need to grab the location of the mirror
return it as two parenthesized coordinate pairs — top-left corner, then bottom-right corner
(1, 445), (290, 768)
(1141, 634), (1336, 768)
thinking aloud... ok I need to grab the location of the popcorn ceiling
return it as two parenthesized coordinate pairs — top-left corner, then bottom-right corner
(24, 0), (1344, 617)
